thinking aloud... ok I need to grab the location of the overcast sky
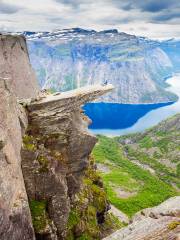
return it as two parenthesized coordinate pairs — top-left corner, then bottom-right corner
(0, 0), (180, 39)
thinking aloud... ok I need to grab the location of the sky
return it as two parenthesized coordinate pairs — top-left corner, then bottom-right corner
(0, 0), (180, 39)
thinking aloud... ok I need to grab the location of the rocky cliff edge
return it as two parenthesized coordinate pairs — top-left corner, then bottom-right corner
(21, 84), (114, 239)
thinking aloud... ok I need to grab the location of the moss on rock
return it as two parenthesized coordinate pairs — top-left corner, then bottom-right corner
(37, 154), (49, 172)
(65, 157), (122, 239)
(29, 200), (48, 233)
(23, 134), (37, 151)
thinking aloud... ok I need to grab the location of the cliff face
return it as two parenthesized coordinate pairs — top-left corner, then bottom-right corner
(0, 35), (39, 98)
(21, 85), (113, 239)
(0, 35), (38, 240)
(161, 39), (180, 73)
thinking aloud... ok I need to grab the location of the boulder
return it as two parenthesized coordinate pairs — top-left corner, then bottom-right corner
(104, 196), (180, 240)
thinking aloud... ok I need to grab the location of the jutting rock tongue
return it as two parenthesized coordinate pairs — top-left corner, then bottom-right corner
(21, 84), (113, 239)
(0, 35), (39, 240)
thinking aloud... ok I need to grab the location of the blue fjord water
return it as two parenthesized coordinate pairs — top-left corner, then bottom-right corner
(84, 74), (180, 136)
(84, 102), (173, 129)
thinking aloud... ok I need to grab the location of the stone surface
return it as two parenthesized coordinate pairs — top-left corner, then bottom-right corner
(0, 34), (40, 240)
(0, 78), (35, 240)
(104, 196), (180, 240)
(109, 205), (129, 224)
(21, 84), (113, 239)
(0, 34), (39, 98)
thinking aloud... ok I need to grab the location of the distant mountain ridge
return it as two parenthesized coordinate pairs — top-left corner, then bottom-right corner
(16, 28), (180, 103)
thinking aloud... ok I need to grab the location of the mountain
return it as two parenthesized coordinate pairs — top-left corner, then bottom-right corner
(93, 114), (180, 219)
(160, 39), (180, 73)
(24, 28), (178, 104)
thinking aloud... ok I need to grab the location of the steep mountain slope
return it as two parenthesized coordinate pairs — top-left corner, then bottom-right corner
(24, 28), (177, 104)
(92, 114), (180, 219)
(160, 39), (180, 73)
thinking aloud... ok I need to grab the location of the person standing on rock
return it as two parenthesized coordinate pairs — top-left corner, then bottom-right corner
(103, 80), (108, 86)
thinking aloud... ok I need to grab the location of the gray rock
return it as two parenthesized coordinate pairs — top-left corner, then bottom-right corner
(0, 35), (39, 99)
(0, 34), (40, 240)
(104, 196), (180, 240)
(0, 79), (35, 240)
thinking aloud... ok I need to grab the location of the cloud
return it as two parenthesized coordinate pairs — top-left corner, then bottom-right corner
(136, 0), (177, 12)
(152, 11), (180, 22)
(0, 0), (179, 39)
(0, 1), (22, 14)
(112, 0), (179, 13)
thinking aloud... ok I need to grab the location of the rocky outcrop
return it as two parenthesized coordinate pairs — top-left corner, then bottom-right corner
(21, 84), (113, 239)
(104, 196), (180, 240)
(0, 35), (38, 240)
(0, 78), (35, 240)
(0, 34), (39, 98)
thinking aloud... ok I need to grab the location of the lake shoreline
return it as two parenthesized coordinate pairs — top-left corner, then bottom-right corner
(86, 74), (180, 136)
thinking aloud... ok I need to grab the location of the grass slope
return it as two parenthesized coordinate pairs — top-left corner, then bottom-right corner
(92, 114), (180, 217)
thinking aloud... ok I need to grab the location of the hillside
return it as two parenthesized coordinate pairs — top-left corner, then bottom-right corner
(24, 28), (178, 104)
(92, 114), (180, 218)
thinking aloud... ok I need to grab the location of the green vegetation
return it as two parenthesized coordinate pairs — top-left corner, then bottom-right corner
(92, 132), (178, 217)
(29, 200), (48, 233)
(37, 155), (49, 172)
(66, 158), (123, 240)
(102, 168), (139, 192)
(23, 135), (37, 151)
(139, 136), (153, 149)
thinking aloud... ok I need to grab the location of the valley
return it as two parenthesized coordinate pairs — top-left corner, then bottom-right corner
(92, 114), (180, 219)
